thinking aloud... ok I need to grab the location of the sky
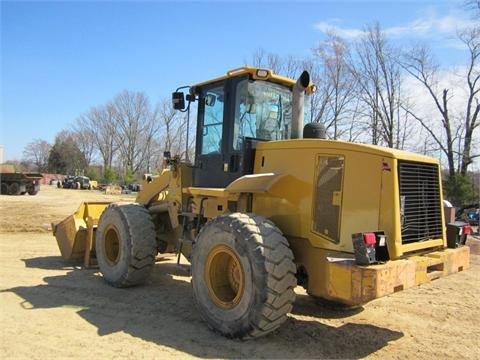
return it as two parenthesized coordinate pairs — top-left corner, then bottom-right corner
(0, 0), (476, 161)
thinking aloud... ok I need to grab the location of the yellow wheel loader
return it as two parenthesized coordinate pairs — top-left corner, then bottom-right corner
(53, 67), (470, 339)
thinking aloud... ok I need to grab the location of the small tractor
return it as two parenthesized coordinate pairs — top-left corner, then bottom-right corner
(53, 67), (470, 339)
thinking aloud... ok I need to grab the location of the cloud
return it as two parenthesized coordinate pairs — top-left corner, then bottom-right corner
(314, 13), (476, 41)
(384, 15), (463, 37)
(402, 68), (466, 118)
(315, 20), (365, 39)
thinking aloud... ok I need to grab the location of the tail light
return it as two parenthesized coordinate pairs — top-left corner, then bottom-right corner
(352, 232), (388, 265)
(363, 233), (376, 245)
(446, 222), (471, 248)
(461, 225), (471, 235)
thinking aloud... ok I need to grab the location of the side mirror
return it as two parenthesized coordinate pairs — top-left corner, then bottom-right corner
(172, 92), (185, 110)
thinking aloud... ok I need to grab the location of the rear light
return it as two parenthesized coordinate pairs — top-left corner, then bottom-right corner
(462, 225), (471, 235)
(352, 231), (388, 265)
(363, 233), (376, 245)
(446, 222), (471, 248)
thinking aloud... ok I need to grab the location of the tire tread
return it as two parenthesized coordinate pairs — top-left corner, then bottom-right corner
(96, 203), (157, 288)
(193, 212), (296, 339)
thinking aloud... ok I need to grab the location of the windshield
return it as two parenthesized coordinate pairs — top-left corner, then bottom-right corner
(233, 79), (310, 149)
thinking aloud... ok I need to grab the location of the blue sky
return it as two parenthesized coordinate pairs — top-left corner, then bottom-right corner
(0, 0), (474, 161)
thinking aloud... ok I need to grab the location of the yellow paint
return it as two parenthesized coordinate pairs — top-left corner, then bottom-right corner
(192, 66), (316, 94)
(52, 201), (110, 259)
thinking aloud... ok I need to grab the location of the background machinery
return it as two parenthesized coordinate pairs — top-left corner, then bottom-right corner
(53, 67), (470, 339)
(0, 164), (42, 195)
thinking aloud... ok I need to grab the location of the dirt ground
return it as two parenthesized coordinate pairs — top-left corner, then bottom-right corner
(0, 186), (479, 359)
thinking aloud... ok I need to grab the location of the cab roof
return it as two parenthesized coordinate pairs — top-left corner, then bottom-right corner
(192, 67), (299, 89)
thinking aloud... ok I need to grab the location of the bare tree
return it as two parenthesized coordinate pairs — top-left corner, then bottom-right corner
(402, 26), (479, 177)
(75, 103), (118, 173)
(247, 48), (302, 78)
(350, 23), (408, 148)
(74, 92), (188, 178)
(313, 32), (359, 139)
(71, 128), (96, 167)
(22, 139), (51, 172)
(249, 48), (268, 69)
(158, 99), (181, 154)
(401, 46), (457, 177)
(458, 26), (480, 175)
(112, 90), (161, 174)
(157, 99), (193, 160)
(464, 0), (480, 15)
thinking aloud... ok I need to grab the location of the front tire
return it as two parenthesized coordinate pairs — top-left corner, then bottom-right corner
(95, 203), (157, 287)
(191, 213), (297, 339)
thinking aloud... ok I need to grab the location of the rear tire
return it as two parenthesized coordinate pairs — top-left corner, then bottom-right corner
(27, 184), (38, 195)
(95, 203), (157, 287)
(191, 213), (297, 339)
(8, 182), (20, 195)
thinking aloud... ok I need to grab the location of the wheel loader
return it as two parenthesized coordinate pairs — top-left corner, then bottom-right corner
(52, 67), (470, 339)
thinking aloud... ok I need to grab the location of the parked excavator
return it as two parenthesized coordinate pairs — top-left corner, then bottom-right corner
(53, 67), (470, 339)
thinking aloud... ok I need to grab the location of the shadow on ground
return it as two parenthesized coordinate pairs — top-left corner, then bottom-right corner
(2, 255), (403, 359)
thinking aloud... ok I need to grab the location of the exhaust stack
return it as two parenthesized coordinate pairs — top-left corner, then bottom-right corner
(291, 70), (310, 139)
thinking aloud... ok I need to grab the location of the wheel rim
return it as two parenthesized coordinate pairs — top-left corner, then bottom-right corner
(103, 225), (121, 265)
(205, 244), (245, 309)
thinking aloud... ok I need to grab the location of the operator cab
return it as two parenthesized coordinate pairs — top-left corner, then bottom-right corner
(172, 67), (313, 187)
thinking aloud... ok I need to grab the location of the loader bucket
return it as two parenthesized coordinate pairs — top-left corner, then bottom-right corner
(52, 202), (111, 260)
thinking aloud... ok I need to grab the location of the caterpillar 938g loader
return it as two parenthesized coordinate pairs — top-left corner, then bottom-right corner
(53, 67), (470, 339)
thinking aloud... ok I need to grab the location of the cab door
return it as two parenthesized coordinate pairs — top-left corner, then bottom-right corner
(194, 81), (228, 187)
(193, 77), (249, 188)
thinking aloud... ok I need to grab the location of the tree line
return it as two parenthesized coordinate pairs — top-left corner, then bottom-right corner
(22, 91), (192, 184)
(17, 7), (479, 204)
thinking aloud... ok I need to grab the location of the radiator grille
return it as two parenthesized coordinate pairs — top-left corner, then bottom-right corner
(398, 161), (443, 244)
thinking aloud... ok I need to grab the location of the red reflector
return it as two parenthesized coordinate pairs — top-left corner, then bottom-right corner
(463, 225), (471, 235)
(363, 233), (376, 245)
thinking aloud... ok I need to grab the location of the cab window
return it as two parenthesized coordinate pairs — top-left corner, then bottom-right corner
(201, 85), (224, 154)
(233, 79), (293, 150)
